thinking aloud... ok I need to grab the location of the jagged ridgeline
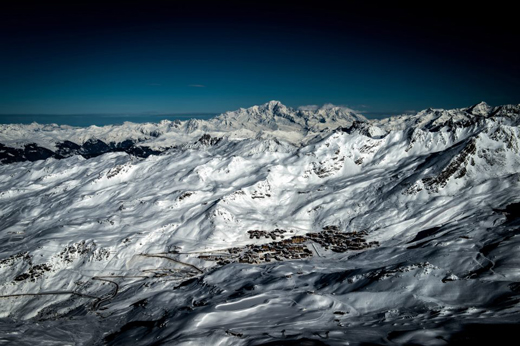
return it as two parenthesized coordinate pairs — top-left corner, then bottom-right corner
(1, 101), (520, 345)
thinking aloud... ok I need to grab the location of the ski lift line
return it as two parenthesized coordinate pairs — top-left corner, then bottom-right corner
(311, 242), (322, 257)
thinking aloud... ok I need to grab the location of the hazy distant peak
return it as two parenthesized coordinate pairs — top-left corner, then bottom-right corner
(297, 104), (319, 111)
(298, 103), (360, 113)
(318, 103), (356, 112)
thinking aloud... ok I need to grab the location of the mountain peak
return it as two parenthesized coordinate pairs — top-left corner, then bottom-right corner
(261, 100), (286, 111)
(265, 100), (283, 107)
(466, 101), (491, 116)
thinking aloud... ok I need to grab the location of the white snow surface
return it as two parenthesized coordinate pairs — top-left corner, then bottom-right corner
(1, 101), (520, 345)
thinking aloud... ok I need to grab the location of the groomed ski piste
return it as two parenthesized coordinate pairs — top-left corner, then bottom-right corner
(1, 101), (520, 345)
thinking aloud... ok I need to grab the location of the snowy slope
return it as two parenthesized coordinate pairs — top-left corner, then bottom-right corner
(0, 102), (520, 345)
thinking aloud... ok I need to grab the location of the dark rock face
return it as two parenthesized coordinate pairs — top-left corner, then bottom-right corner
(111, 139), (134, 150)
(197, 134), (221, 146)
(55, 140), (82, 157)
(1, 139), (163, 164)
(422, 139), (477, 193)
(338, 121), (368, 135)
(123, 145), (161, 158)
(0, 143), (25, 164)
(23, 143), (59, 161)
(80, 139), (112, 158)
(0, 143), (61, 164)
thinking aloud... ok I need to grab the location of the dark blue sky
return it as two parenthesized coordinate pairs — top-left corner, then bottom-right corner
(1, 1), (519, 120)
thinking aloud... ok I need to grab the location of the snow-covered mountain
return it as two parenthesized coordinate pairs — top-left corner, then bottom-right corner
(0, 101), (367, 164)
(1, 101), (520, 345)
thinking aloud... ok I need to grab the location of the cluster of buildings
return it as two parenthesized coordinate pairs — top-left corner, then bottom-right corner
(198, 226), (378, 265)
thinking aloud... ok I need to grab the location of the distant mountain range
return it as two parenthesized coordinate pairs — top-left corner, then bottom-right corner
(1, 100), (518, 164)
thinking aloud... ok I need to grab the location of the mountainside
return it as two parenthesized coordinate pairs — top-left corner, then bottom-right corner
(1, 102), (520, 345)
